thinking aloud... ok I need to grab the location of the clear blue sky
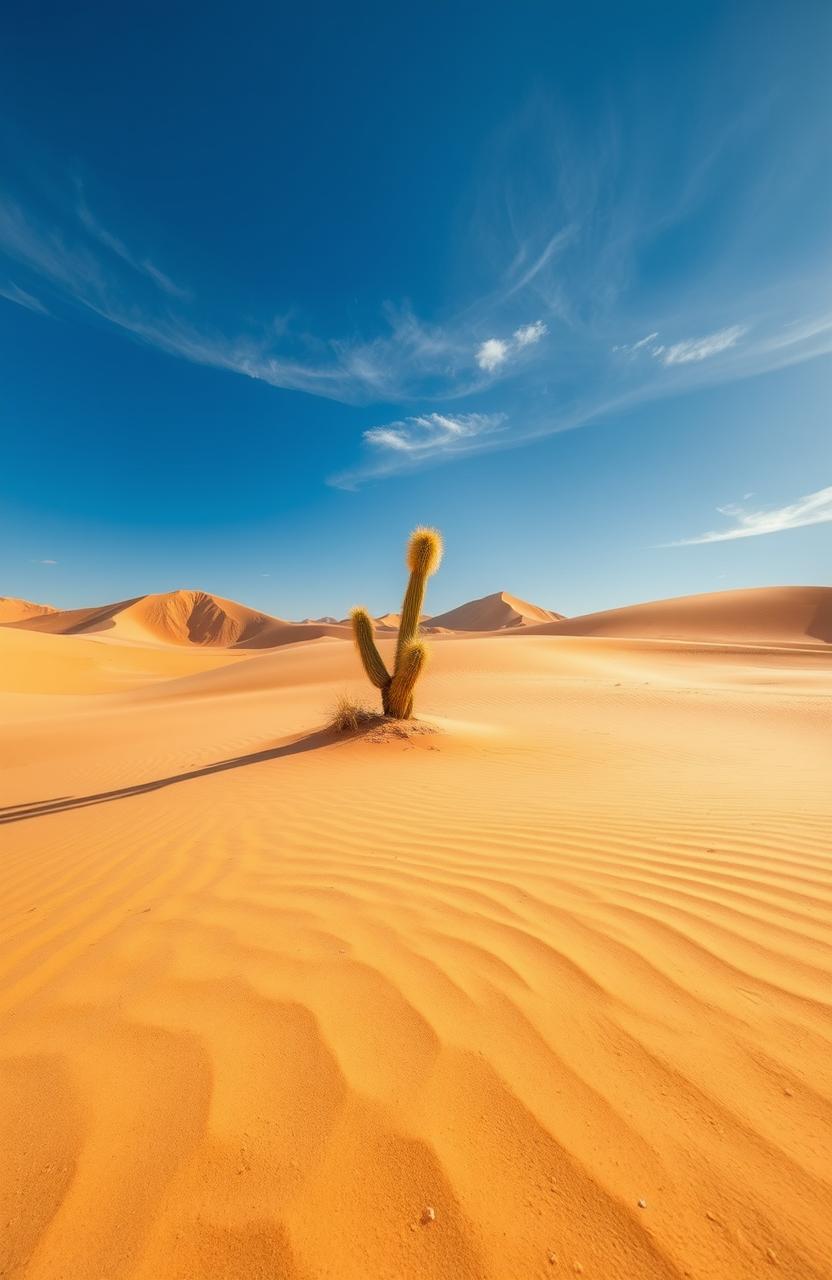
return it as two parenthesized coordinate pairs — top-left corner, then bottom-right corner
(1, 1), (830, 618)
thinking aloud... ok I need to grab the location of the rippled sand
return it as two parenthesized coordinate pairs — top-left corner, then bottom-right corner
(1, 622), (830, 1278)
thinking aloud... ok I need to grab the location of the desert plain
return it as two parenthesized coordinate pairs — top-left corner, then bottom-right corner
(0, 584), (830, 1279)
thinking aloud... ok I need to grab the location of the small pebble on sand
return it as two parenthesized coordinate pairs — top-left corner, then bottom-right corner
(421, 1206), (436, 1224)
(638, 1199), (647, 1209)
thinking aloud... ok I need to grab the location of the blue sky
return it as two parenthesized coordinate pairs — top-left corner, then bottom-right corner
(1, 1), (830, 618)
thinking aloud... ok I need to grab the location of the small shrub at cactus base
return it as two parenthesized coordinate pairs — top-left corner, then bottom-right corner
(328, 694), (377, 733)
(351, 526), (443, 720)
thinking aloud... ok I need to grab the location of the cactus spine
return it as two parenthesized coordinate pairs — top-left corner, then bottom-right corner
(350, 526), (443, 719)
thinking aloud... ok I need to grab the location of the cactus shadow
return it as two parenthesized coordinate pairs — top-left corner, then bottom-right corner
(0, 727), (336, 826)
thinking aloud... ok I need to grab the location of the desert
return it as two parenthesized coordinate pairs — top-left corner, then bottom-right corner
(1, 580), (830, 1279)
(2, 5), (831, 1276)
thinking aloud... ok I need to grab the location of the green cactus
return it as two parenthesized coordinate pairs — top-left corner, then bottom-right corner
(350, 526), (443, 719)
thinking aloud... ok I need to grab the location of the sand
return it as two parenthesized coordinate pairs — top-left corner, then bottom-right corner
(535, 585), (832, 646)
(430, 590), (563, 630)
(0, 598), (57, 625)
(1, 587), (830, 1279)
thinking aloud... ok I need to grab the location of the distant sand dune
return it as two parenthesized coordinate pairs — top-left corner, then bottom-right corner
(0, 609), (830, 1279)
(530, 585), (832, 646)
(11, 585), (828, 650)
(430, 590), (563, 630)
(0, 596), (57, 624)
(6, 588), (288, 648)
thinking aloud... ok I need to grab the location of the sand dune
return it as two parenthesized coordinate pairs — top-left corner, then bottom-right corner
(0, 596), (57, 624)
(530, 585), (832, 646)
(6, 588), (289, 648)
(430, 590), (564, 631)
(5, 586), (562, 646)
(0, 603), (830, 1280)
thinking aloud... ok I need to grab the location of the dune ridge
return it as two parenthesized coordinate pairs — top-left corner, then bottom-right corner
(5, 588), (289, 648)
(0, 596), (57, 624)
(430, 590), (564, 631)
(531, 585), (832, 647)
(7, 584), (830, 650)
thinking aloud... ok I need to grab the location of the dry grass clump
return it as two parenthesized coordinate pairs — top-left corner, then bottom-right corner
(328, 693), (441, 745)
(328, 693), (379, 733)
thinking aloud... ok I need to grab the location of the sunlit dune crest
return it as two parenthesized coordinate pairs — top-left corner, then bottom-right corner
(429, 590), (564, 630)
(0, 595), (58, 624)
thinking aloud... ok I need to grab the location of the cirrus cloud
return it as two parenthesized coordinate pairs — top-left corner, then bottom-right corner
(662, 324), (747, 365)
(664, 484), (832, 545)
(330, 411), (506, 488)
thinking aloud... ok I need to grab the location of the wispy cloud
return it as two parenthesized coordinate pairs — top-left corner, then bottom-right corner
(331, 412), (505, 487)
(0, 196), (525, 403)
(504, 225), (576, 296)
(1, 72), (831, 491)
(612, 331), (659, 357)
(0, 281), (48, 314)
(475, 319), (547, 371)
(33, 558), (58, 565)
(759, 313), (832, 355)
(613, 325), (748, 366)
(76, 192), (190, 299)
(662, 324), (747, 365)
(665, 485), (832, 545)
(364, 411), (503, 454)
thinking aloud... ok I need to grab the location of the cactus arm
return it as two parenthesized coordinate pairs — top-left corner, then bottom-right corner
(387, 639), (427, 719)
(350, 608), (391, 690)
(395, 527), (443, 673)
(395, 569), (427, 667)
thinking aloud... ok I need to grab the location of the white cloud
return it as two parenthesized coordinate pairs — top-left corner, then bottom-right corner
(513, 319), (547, 347)
(666, 485), (832, 545)
(613, 331), (660, 357)
(475, 337), (510, 371)
(614, 325), (748, 367)
(330, 412), (506, 487)
(364, 411), (504, 455)
(662, 324), (747, 365)
(34, 558), (58, 565)
(475, 319), (547, 372)
(0, 281), (48, 314)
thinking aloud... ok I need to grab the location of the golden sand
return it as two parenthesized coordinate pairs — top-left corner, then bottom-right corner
(1, 587), (830, 1278)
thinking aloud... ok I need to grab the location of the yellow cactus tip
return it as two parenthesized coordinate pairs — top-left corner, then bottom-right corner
(407, 526), (444, 577)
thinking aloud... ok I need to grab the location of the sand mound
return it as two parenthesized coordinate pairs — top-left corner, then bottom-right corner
(8, 589), (292, 648)
(430, 590), (563, 631)
(373, 611), (432, 630)
(0, 596), (57, 624)
(528, 585), (832, 646)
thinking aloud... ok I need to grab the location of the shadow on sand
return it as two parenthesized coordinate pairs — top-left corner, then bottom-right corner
(0, 727), (334, 826)
(807, 596), (832, 644)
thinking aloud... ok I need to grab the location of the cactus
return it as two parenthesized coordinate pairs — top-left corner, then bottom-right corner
(350, 526), (443, 719)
